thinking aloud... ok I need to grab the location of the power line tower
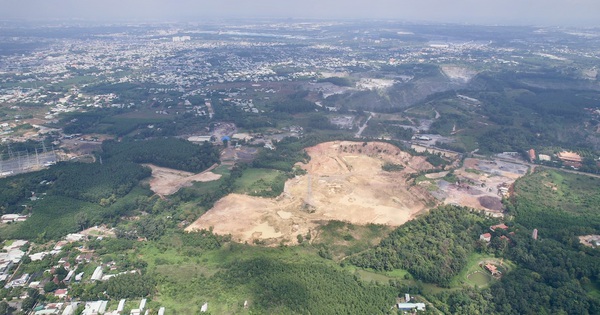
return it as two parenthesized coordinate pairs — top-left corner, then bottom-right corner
(303, 174), (315, 213)
(16, 151), (21, 170)
(35, 148), (40, 167)
(25, 150), (30, 170)
(51, 145), (58, 162)
(7, 143), (14, 159)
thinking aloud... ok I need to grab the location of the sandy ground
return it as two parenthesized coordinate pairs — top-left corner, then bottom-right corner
(579, 235), (600, 247)
(145, 164), (221, 196)
(186, 141), (436, 245)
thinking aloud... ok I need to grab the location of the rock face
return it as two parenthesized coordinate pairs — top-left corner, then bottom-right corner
(186, 141), (437, 245)
(324, 66), (471, 111)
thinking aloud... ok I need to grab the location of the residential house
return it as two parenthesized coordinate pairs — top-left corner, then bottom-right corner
(485, 263), (500, 276)
(82, 301), (107, 315)
(490, 224), (508, 231)
(55, 289), (68, 299)
(479, 233), (492, 242)
(397, 303), (426, 311)
(90, 266), (103, 281)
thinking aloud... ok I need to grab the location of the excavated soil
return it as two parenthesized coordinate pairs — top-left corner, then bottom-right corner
(186, 141), (436, 245)
(145, 164), (221, 196)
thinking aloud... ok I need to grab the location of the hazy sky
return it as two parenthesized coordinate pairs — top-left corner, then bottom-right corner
(2, 0), (599, 26)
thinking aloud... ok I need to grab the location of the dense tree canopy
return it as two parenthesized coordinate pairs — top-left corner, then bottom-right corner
(218, 257), (397, 314)
(350, 205), (489, 287)
(102, 138), (219, 173)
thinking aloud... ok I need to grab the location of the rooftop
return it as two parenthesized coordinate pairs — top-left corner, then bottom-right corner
(557, 151), (582, 163)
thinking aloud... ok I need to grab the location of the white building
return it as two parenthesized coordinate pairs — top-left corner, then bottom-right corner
(538, 154), (551, 161)
(91, 266), (103, 281)
(82, 301), (107, 315)
(397, 302), (426, 311)
(117, 299), (126, 312)
(62, 303), (79, 315)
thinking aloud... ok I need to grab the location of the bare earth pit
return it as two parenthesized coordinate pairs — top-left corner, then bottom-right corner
(145, 164), (221, 196)
(186, 141), (436, 245)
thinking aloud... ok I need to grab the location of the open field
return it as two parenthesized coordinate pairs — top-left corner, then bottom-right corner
(186, 141), (436, 244)
(449, 253), (515, 288)
(233, 168), (286, 196)
(145, 164), (221, 196)
(467, 271), (492, 287)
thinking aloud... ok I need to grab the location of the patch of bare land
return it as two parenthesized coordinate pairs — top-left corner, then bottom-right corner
(79, 225), (116, 238)
(145, 164), (221, 196)
(579, 235), (600, 247)
(441, 66), (478, 83)
(186, 141), (436, 245)
(429, 158), (529, 216)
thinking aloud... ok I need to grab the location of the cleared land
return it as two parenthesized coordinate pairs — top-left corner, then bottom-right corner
(579, 235), (600, 248)
(145, 164), (221, 196)
(440, 66), (478, 83)
(427, 158), (529, 215)
(187, 141), (436, 244)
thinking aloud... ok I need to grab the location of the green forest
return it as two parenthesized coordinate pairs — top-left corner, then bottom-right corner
(349, 206), (490, 287)
(0, 137), (220, 241)
(101, 138), (220, 173)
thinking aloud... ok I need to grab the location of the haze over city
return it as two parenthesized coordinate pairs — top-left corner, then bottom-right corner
(2, 0), (600, 26)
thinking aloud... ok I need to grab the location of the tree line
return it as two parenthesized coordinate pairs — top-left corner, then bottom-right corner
(102, 138), (219, 173)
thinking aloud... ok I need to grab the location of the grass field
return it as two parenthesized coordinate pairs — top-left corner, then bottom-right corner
(233, 168), (287, 197)
(467, 271), (492, 287)
(449, 253), (515, 289)
(583, 280), (600, 300)
(314, 221), (393, 260)
(354, 269), (395, 284)
(517, 170), (600, 215)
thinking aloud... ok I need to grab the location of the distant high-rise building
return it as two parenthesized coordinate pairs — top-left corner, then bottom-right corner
(532, 228), (538, 240)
